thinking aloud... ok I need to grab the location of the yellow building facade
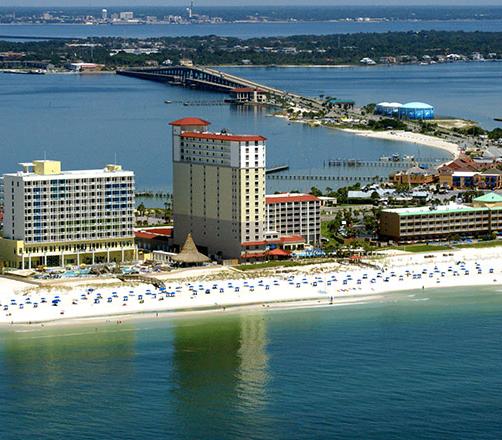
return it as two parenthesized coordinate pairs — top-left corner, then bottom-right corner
(170, 118), (267, 259)
(0, 160), (137, 269)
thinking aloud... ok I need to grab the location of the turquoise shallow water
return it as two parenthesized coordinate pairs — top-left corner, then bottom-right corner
(1, 285), (502, 439)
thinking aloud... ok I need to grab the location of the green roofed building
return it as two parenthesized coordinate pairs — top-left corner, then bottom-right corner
(380, 193), (502, 242)
(472, 192), (502, 206)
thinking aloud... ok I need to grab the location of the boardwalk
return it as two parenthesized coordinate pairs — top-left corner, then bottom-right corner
(267, 174), (385, 183)
(326, 159), (442, 168)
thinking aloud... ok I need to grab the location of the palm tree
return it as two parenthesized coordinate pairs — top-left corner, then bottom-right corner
(137, 203), (146, 218)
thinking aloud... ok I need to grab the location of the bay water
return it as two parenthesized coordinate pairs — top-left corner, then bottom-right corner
(1, 62), (500, 193)
(2, 19), (502, 40)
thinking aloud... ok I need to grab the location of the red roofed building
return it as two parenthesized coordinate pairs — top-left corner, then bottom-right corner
(169, 117), (210, 127)
(135, 226), (174, 252)
(240, 234), (306, 261)
(268, 248), (291, 258)
(169, 118), (321, 262)
(437, 153), (501, 188)
(230, 87), (269, 104)
(145, 227), (173, 237)
(170, 118), (267, 260)
(266, 193), (321, 244)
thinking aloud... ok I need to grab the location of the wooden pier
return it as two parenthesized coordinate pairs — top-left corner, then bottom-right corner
(166, 100), (228, 106)
(326, 158), (442, 168)
(266, 165), (289, 174)
(267, 174), (385, 182)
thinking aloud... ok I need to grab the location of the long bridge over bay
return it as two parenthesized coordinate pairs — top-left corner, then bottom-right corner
(116, 64), (322, 109)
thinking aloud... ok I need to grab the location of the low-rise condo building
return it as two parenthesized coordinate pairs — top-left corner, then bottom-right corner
(379, 192), (502, 242)
(439, 169), (502, 190)
(0, 160), (136, 269)
(265, 193), (321, 244)
(392, 166), (437, 186)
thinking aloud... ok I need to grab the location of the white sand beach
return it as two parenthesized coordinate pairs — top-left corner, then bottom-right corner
(0, 247), (501, 327)
(341, 129), (460, 158)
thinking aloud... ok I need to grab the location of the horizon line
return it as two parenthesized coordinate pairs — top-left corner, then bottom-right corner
(2, 4), (502, 8)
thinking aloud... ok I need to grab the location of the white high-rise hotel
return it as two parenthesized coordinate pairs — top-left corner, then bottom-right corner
(170, 118), (266, 259)
(0, 160), (136, 269)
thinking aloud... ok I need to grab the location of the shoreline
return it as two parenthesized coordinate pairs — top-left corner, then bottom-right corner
(1, 247), (500, 328)
(9, 294), (382, 330)
(214, 64), (355, 68)
(339, 128), (460, 158)
(0, 19), (500, 27)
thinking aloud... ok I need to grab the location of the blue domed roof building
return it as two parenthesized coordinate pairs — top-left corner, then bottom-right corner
(398, 102), (435, 120)
(375, 102), (402, 116)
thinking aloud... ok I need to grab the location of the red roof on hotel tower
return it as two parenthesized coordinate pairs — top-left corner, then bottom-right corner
(266, 194), (319, 204)
(169, 117), (211, 126)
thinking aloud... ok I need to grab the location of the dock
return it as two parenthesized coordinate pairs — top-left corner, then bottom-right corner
(166, 100), (228, 106)
(267, 174), (386, 183)
(326, 158), (442, 168)
(266, 165), (289, 174)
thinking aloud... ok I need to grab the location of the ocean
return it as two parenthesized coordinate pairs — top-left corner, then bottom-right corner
(0, 62), (500, 192)
(1, 285), (502, 439)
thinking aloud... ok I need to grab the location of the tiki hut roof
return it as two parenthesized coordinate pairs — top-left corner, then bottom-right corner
(172, 233), (211, 264)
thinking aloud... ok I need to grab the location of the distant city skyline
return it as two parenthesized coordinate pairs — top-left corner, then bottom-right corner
(3, 1), (502, 7)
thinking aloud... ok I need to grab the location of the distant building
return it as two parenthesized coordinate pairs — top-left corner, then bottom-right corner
(476, 169), (502, 190)
(440, 169), (502, 190)
(0, 160), (136, 269)
(398, 102), (435, 120)
(119, 11), (134, 20)
(379, 192), (502, 242)
(318, 196), (337, 207)
(328, 99), (355, 110)
(360, 57), (376, 65)
(479, 146), (502, 163)
(376, 101), (434, 120)
(392, 166), (437, 186)
(438, 155), (483, 176)
(101, 9), (108, 20)
(375, 102), (402, 117)
(66, 62), (104, 72)
(379, 56), (397, 64)
(265, 193), (321, 244)
(230, 87), (268, 104)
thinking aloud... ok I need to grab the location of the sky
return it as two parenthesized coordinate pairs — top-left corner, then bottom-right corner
(3, 1), (502, 7)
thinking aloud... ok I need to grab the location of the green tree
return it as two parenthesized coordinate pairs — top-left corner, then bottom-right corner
(310, 186), (323, 197)
(137, 203), (146, 217)
(488, 128), (502, 140)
